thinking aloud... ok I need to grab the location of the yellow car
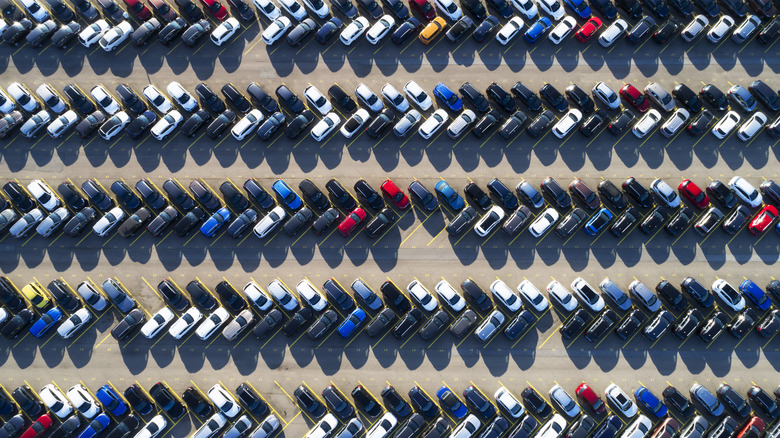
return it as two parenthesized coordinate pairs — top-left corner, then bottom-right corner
(21, 282), (50, 309)
(419, 17), (447, 44)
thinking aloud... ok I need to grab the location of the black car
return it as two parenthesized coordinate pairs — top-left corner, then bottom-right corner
(706, 179), (736, 209)
(408, 181), (438, 211)
(458, 278), (490, 311)
(627, 16), (657, 42)
(406, 386), (438, 419)
(323, 279), (354, 311)
(560, 308), (589, 339)
(643, 0), (670, 15)
(508, 415), (537, 438)
(47, 279), (80, 312)
(195, 83), (226, 114)
(672, 83), (703, 113)
(322, 385), (354, 420)
(0, 277), (23, 311)
(275, 84), (304, 113)
(656, 280), (687, 310)
(2, 308), (33, 339)
(62, 85), (95, 115)
(310, 207), (339, 235)
(502, 205), (532, 236)
(504, 309), (535, 341)
(510, 83), (542, 114)
(686, 109), (714, 136)
(382, 0), (410, 17)
(287, 17), (316, 46)
(495, 110), (527, 139)
(185, 279), (217, 311)
(418, 309), (450, 340)
(556, 207), (587, 238)
(541, 177), (570, 209)
(639, 206), (666, 234)
(448, 309), (477, 338)
(472, 15), (499, 42)
(125, 111), (157, 138)
(294, 385), (326, 419)
(391, 16), (420, 43)
(81, 180), (114, 211)
(585, 309), (618, 342)
(110, 180), (142, 211)
(566, 415), (595, 438)
(50, 21), (80, 48)
(522, 387), (553, 419)
(219, 181), (249, 211)
(3, 181), (34, 212)
(222, 84), (251, 114)
(180, 109), (211, 137)
(2, 19), (32, 45)
(446, 16), (474, 42)
(758, 16), (780, 43)
(283, 207), (313, 236)
(235, 383), (269, 417)
(58, 182), (87, 211)
(464, 183), (491, 210)
(215, 280), (246, 312)
(595, 180), (626, 211)
(189, 180), (220, 212)
(352, 385), (383, 417)
(116, 84), (147, 115)
(207, 110), (237, 138)
(446, 205), (477, 235)
(698, 311), (729, 342)
(589, 0), (617, 17)
(285, 110), (315, 139)
(315, 16), (342, 43)
(157, 279), (189, 311)
(693, 0), (719, 14)
(527, 109), (555, 137)
(356, 0), (383, 17)
(182, 387), (214, 418)
(623, 177), (653, 208)
(643, 310), (674, 341)
(325, 179), (357, 211)
(606, 109), (634, 135)
(239, 180), (272, 212)
(328, 85), (358, 113)
(175, 0), (203, 20)
(461, 0), (487, 18)
(367, 109), (395, 138)
(381, 385), (412, 418)
(253, 308), (283, 339)
(157, 17), (187, 44)
(12, 385), (42, 416)
(366, 307), (397, 337)
(226, 208), (257, 238)
(331, 0), (357, 16)
(117, 207), (150, 238)
(472, 110), (503, 138)
(50, 415), (82, 438)
(111, 309), (145, 341)
(460, 82), (490, 113)
(717, 385), (750, 417)
(663, 386), (694, 416)
(181, 18), (210, 46)
(565, 84), (595, 113)
(463, 386), (496, 420)
(652, 17), (678, 42)
(105, 415), (139, 438)
(393, 308), (424, 339)
(617, 0), (642, 16)
(283, 307), (313, 336)
(48, 0), (75, 20)
(679, 277), (714, 308)
(353, 179), (383, 211)
(150, 383), (186, 420)
(76, 111), (107, 138)
(364, 207), (395, 238)
(749, 80), (780, 111)
(131, 18), (161, 46)
(381, 280), (411, 313)
(539, 84), (568, 112)
(580, 110), (607, 137)
(615, 309), (644, 340)
(256, 111), (285, 140)
(173, 207), (205, 237)
(25, 19), (57, 47)
(486, 82), (515, 113)
(307, 309), (339, 340)
(673, 308), (703, 339)
(700, 84), (729, 111)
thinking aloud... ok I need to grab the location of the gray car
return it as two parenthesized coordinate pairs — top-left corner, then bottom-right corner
(101, 278), (137, 313)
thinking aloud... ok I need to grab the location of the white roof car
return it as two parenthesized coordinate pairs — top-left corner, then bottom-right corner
(211, 18), (240, 45)
(605, 383), (637, 417)
(552, 108), (581, 138)
(511, 0), (537, 20)
(712, 110), (741, 139)
(494, 387), (524, 418)
(728, 176), (762, 207)
(418, 109), (448, 139)
(20, 0), (49, 21)
(475, 309), (505, 342)
(79, 19), (110, 47)
(0, 87), (17, 114)
(517, 280), (549, 311)
(632, 109), (661, 138)
(232, 109), (264, 140)
(435, 280), (466, 312)
(644, 82), (675, 112)
(279, 0), (307, 20)
(134, 415), (167, 438)
(243, 281), (273, 312)
(252, 414), (281, 438)
(490, 279), (522, 312)
(407, 280), (439, 312)
(268, 278), (300, 311)
(167, 82), (198, 112)
(90, 85), (120, 115)
(304, 85), (333, 116)
(355, 83), (383, 112)
(598, 18), (627, 47)
(660, 108), (689, 137)
(20, 110), (51, 138)
(311, 112), (341, 141)
(340, 16), (370, 45)
(40, 384), (73, 418)
(305, 413), (339, 438)
(27, 179), (60, 211)
(296, 279), (327, 311)
(381, 84), (409, 112)
(433, 0), (462, 20)
(537, 0), (564, 20)
(681, 14), (708, 41)
(254, 0), (282, 19)
(549, 385), (580, 417)
(712, 278), (746, 311)
(302, 0), (329, 17)
(737, 111), (767, 141)
(537, 415), (567, 438)
(195, 307), (230, 340)
(143, 85), (174, 114)
(253, 206), (287, 238)
(263, 16), (292, 44)
(366, 412), (398, 438)
(67, 384), (100, 419)
(57, 308), (92, 339)
(47, 110), (79, 138)
(334, 418), (362, 438)
(620, 416), (652, 438)
(451, 414), (481, 438)
(707, 15), (734, 42)
(168, 307), (203, 339)
(404, 81), (433, 111)
(570, 278), (605, 312)
(548, 16), (575, 44)
(99, 20), (132, 51)
(546, 281), (577, 312)
(151, 110), (183, 140)
(393, 109), (421, 137)
(475, 205), (505, 236)
(99, 111), (130, 140)
(341, 108), (370, 137)
(140, 307), (175, 339)
(36, 84), (67, 114)
(447, 109), (477, 139)
(732, 14), (760, 43)
(208, 383), (241, 418)
(496, 16), (524, 45)
(36, 207), (69, 237)
(77, 281), (108, 311)
(8, 82), (40, 113)
(9, 208), (44, 238)
(592, 81), (620, 109)
(529, 207), (560, 237)
(650, 178), (680, 208)
(366, 15), (395, 44)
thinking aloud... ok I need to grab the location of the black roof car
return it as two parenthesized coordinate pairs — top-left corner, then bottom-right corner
(585, 309), (618, 342)
(681, 277), (715, 307)
(409, 181), (438, 211)
(2, 308), (33, 339)
(542, 177), (571, 209)
(284, 307), (313, 337)
(220, 181), (249, 211)
(356, 0), (383, 17)
(460, 82), (490, 113)
(181, 109), (211, 137)
(522, 387), (553, 419)
(381, 280), (412, 313)
(461, 0), (487, 18)
(58, 181), (88, 211)
(207, 110), (237, 138)
(698, 311), (729, 343)
(307, 309), (339, 340)
(283, 207), (314, 236)
(366, 307), (397, 337)
(3, 181), (34, 212)
(189, 180), (220, 212)
(643, 310), (675, 341)
(182, 387), (214, 418)
(82, 180), (115, 211)
(323, 278), (355, 311)
(135, 179), (167, 211)
(623, 177), (653, 208)
(147, 206), (178, 236)
(157, 17), (187, 44)
(235, 383), (269, 417)
(195, 83), (226, 114)
(461, 278), (492, 311)
(504, 309), (535, 341)
(285, 109), (315, 139)
(590, 0), (618, 17)
(749, 80), (780, 111)
(450, 309), (478, 338)
(287, 17), (317, 46)
(364, 207), (396, 238)
(331, 0), (357, 17)
(185, 279), (217, 311)
(502, 204), (532, 236)
(598, 180), (627, 210)
(700, 84), (729, 111)
(311, 207), (339, 235)
(111, 308), (145, 341)
(63, 207), (96, 237)
(486, 82), (515, 113)
(174, 206), (205, 237)
(117, 207), (151, 238)
(607, 109), (635, 135)
(116, 84), (147, 115)
(472, 15), (499, 42)
(366, 109), (395, 138)
(3, 19), (33, 46)
(726, 308), (757, 338)
(639, 206), (666, 234)
(540, 84), (568, 112)
(328, 85), (358, 113)
(565, 84), (595, 113)
(527, 110), (555, 137)
(325, 178), (358, 211)
(393, 308), (424, 339)
(627, 15), (656, 43)
(758, 15), (780, 43)
(111, 180), (142, 210)
(276, 85), (305, 114)
(222, 84), (251, 114)
(322, 385), (354, 420)
(253, 308), (284, 339)
(464, 386), (496, 419)
(315, 17), (343, 43)
(354, 180), (384, 211)
(672, 83), (703, 113)
(686, 109), (714, 136)
(707, 179), (736, 209)
(256, 111), (286, 140)
(579, 110), (607, 137)
(512, 82), (543, 112)
(465, 183), (492, 210)
(215, 280), (247, 313)
(391, 16), (420, 43)
(47, 279), (79, 312)
(125, 111), (157, 139)
(226, 208), (257, 238)
(663, 386), (694, 416)
(556, 207), (587, 238)
(473, 110), (504, 138)
(446, 205), (477, 235)
(560, 308), (589, 339)
(131, 18), (161, 46)
(150, 383), (186, 420)
(12, 385), (42, 416)
(717, 385), (750, 417)
(656, 280), (687, 310)
(181, 18), (210, 46)
(76, 111), (107, 138)
(615, 308), (645, 340)
(175, 0), (204, 20)
(418, 309), (451, 340)
(158, 279), (189, 311)
(352, 385), (383, 417)
(617, 0), (642, 16)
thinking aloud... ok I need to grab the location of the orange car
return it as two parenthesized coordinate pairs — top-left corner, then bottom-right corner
(419, 16), (446, 44)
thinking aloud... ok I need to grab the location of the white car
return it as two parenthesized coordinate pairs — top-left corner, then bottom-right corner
(341, 108), (370, 137)
(605, 383), (637, 417)
(548, 16), (575, 44)
(151, 110), (183, 140)
(36, 84), (67, 114)
(529, 207), (560, 237)
(244, 281), (273, 312)
(517, 280), (549, 311)
(511, 0), (537, 19)
(547, 281), (577, 312)
(263, 16), (292, 44)
(707, 15), (734, 42)
(193, 413), (227, 438)
(195, 307), (230, 340)
(140, 307), (175, 339)
(167, 82), (198, 112)
(99, 20), (132, 51)
(451, 414), (481, 438)
(252, 415), (281, 438)
(404, 81), (433, 111)
(134, 415), (167, 438)
(537, 415), (566, 438)
(9, 208), (43, 238)
(366, 15), (394, 44)
(570, 277), (605, 312)
(711, 110), (740, 139)
(592, 81), (620, 109)
(90, 85), (120, 115)
(355, 83), (383, 112)
(729, 176), (762, 207)
(474, 205), (505, 236)
(254, 0), (282, 19)
(232, 109), (264, 140)
(77, 281), (108, 311)
(490, 279), (522, 312)
(268, 278), (299, 311)
(366, 412), (398, 438)
(99, 111), (130, 140)
(644, 82), (675, 112)
(433, 0), (462, 20)
(552, 108), (581, 138)
(311, 112), (341, 141)
(78, 19), (110, 47)
(8, 82), (39, 113)
(494, 387), (524, 418)
(393, 110), (422, 137)
(418, 109), (448, 139)
(0, 87), (17, 113)
(447, 109), (476, 139)
(279, 0), (307, 20)
(598, 18), (627, 47)
(20, 110), (51, 138)
(211, 17), (240, 45)
(208, 384), (241, 418)
(407, 280), (438, 311)
(305, 413), (339, 438)
(47, 110), (79, 138)
(632, 109), (661, 138)
(27, 179), (60, 211)
(168, 307), (203, 339)
(381, 84), (409, 112)
(143, 85), (174, 114)
(434, 280), (466, 312)
(67, 384), (100, 419)
(549, 385), (580, 418)
(496, 16), (524, 45)
(296, 279), (327, 311)
(303, 85), (332, 116)
(681, 14), (708, 41)
(334, 418), (362, 438)
(20, 0), (49, 21)
(253, 206), (286, 238)
(57, 308), (92, 339)
(302, 0), (329, 17)
(537, 0), (563, 20)
(340, 16), (370, 45)
(650, 178), (680, 208)
(40, 384), (73, 418)
(660, 108), (689, 137)
(737, 111), (767, 141)
(620, 416), (652, 438)
(712, 278), (746, 311)
(732, 14), (760, 43)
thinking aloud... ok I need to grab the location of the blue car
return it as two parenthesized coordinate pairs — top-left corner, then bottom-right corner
(634, 386), (666, 418)
(337, 308), (366, 338)
(585, 207), (614, 236)
(78, 413), (110, 438)
(272, 179), (303, 210)
(524, 17), (552, 43)
(29, 307), (63, 338)
(200, 207), (231, 237)
(593, 415), (623, 438)
(96, 384), (128, 416)
(433, 83), (463, 112)
(563, 0), (591, 18)
(739, 280), (772, 310)
(436, 386), (468, 419)
(435, 180), (465, 210)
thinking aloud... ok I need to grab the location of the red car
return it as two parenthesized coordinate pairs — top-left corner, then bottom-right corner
(575, 383), (606, 415)
(737, 417), (765, 438)
(620, 84), (650, 113)
(748, 205), (777, 235)
(678, 179), (709, 209)
(575, 17), (601, 42)
(381, 179), (411, 210)
(409, 0), (436, 20)
(338, 207), (366, 237)
(200, 0), (228, 19)
(148, 0), (178, 21)
(123, 0), (153, 19)
(20, 414), (52, 438)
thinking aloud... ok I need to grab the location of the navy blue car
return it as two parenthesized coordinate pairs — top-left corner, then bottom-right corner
(563, 0), (591, 17)
(433, 83), (463, 111)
